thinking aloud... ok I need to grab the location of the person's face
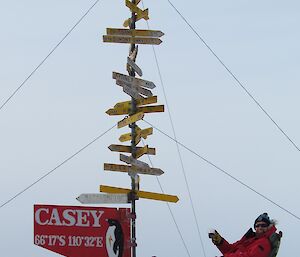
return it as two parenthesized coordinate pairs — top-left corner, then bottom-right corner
(254, 222), (269, 235)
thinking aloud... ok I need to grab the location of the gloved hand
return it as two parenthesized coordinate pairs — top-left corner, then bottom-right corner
(208, 230), (223, 245)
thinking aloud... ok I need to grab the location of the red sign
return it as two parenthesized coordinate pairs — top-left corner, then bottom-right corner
(34, 204), (131, 257)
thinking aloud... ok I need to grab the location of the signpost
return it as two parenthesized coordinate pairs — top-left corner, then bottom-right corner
(34, 2), (179, 257)
(34, 204), (131, 257)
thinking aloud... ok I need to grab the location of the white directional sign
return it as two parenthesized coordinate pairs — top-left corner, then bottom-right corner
(123, 85), (143, 100)
(76, 193), (129, 204)
(120, 154), (150, 169)
(116, 80), (153, 97)
(127, 57), (143, 77)
(113, 72), (156, 89)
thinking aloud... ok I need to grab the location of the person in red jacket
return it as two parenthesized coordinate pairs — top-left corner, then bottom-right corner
(209, 213), (281, 257)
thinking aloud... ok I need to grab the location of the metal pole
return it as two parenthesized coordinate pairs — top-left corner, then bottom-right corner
(129, 1), (137, 256)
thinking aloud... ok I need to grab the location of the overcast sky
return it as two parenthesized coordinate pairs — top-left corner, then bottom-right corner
(0, 0), (299, 256)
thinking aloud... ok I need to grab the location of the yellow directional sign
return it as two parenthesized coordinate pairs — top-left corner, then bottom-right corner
(100, 185), (179, 203)
(106, 106), (130, 116)
(107, 28), (164, 38)
(118, 112), (144, 128)
(136, 145), (148, 158)
(114, 96), (157, 109)
(138, 105), (164, 114)
(140, 127), (153, 138)
(123, 0), (149, 27)
(108, 144), (156, 155)
(119, 127), (153, 142)
(106, 104), (162, 116)
(119, 132), (132, 142)
(108, 144), (132, 153)
(103, 35), (162, 45)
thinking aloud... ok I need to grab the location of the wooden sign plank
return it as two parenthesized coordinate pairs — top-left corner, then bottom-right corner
(138, 105), (164, 114)
(103, 35), (162, 45)
(104, 163), (163, 176)
(114, 96), (157, 110)
(136, 145), (148, 158)
(120, 154), (150, 168)
(123, 85), (143, 100)
(76, 193), (129, 204)
(108, 144), (131, 153)
(123, 1), (149, 27)
(118, 127), (153, 142)
(116, 80), (153, 97)
(104, 163), (130, 172)
(106, 104), (163, 116)
(113, 72), (156, 89)
(127, 57), (143, 77)
(117, 112), (144, 128)
(140, 127), (153, 138)
(100, 185), (179, 203)
(106, 106), (129, 116)
(125, 0), (148, 17)
(107, 28), (164, 38)
(108, 144), (155, 155)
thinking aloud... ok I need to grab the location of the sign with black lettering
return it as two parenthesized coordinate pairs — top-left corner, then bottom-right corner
(34, 204), (130, 257)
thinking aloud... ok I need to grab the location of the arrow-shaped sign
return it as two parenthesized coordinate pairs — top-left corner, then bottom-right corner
(123, 0), (149, 27)
(108, 144), (156, 155)
(123, 85), (143, 100)
(104, 163), (163, 176)
(103, 35), (162, 45)
(127, 57), (143, 77)
(113, 72), (156, 89)
(136, 145), (149, 158)
(120, 154), (150, 169)
(119, 127), (153, 142)
(114, 96), (157, 109)
(76, 193), (129, 204)
(117, 112), (144, 128)
(107, 28), (164, 38)
(138, 105), (164, 114)
(100, 185), (179, 203)
(116, 80), (153, 97)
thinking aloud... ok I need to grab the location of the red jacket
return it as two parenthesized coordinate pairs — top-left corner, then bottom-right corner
(217, 225), (277, 257)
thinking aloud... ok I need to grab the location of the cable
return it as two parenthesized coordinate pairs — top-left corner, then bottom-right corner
(0, 124), (116, 209)
(141, 1), (207, 256)
(144, 119), (300, 221)
(166, 0), (300, 153)
(0, 0), (101, 112)
(141, 140), (192, 257)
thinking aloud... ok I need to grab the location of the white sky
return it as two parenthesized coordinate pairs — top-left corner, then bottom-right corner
(0, 0), (299, 256)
